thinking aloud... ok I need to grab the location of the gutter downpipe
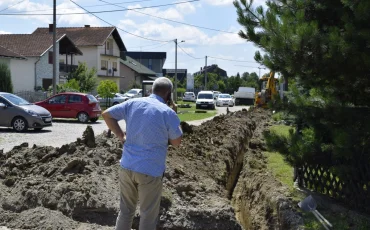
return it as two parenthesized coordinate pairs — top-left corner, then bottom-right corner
(34, 57), (41, 91)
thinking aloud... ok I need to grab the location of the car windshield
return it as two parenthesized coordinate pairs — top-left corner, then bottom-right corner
(2, 94), (31, 105)
(127, 89), (138, 94)
(218, 94), (231, 98)
(198, 93), (213, 99)
(87, 95), (98, 103)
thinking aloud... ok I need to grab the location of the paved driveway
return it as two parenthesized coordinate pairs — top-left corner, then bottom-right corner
(0, 105), (249, 153)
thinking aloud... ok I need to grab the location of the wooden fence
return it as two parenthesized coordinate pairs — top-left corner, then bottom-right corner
(296, 163), (370, 213)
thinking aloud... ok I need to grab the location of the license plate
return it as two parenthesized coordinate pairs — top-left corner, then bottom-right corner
(45, 118), (51, 122)
(201, 105), (207, 107)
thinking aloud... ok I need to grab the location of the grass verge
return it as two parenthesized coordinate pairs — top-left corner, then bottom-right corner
(178, 111), (217, 122)
(266, 125), (370, 230)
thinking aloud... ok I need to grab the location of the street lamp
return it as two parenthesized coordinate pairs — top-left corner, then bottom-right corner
(174, 39), (185, 102)
(258, 66), (267, 78)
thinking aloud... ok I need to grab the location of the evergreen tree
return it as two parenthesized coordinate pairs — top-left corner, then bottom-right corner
(0, 63), (13, 93)
(234, 0), (370, 172)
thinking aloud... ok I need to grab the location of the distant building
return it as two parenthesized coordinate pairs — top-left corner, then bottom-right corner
(162, 69), (187, 82)
(125, 51), (166, 77)
(186, 73), (194, 91)
(193, 64), (227, 78)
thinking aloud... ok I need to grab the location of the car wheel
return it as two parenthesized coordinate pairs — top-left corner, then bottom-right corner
(212, 105), (215, 110)
(90, 118), (98, 123)
(77, 112), (89, 123)
(34, 128), (43, 131)
(12, 117), (28, 132)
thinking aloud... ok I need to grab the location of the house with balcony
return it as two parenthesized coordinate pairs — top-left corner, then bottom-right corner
(125, 51), (166, 77)
(33, 25), (127, 90)
(0, 33), (81, 92)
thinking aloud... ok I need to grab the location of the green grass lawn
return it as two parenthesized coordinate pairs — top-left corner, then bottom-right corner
(177, 111), (217, 122)
(98, 101), (217, 122)
(266, 125), (370, 230)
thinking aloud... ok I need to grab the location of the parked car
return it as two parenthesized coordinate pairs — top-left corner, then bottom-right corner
(182, 92), (196, 102)
(195, 91), (215, 110)
(95, 93), (128, 107)
(35, 92), (101, 123)
(216, 94), (234, 107)
(0, 92), (52, 132)
(123, 88), (143, 99)
(213, 91), (221, 99)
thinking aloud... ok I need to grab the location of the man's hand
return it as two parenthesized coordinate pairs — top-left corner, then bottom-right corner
(170, 101), (178, 113)
(118, 132), (126, 143)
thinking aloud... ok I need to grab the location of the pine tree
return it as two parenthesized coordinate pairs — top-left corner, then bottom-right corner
(0, 63), (13, 93)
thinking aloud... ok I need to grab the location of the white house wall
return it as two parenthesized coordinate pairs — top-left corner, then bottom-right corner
(71, 46), (99, 69)
(35, 42), (59, 90)
(11, 58), (37, 92)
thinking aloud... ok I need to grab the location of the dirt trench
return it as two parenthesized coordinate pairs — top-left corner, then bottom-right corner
(0, 109), (302, 229)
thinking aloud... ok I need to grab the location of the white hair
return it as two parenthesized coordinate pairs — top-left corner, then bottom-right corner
(152, 77), (173, 94)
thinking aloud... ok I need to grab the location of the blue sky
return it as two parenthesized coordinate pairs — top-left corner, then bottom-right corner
(0, 0), (269, 77)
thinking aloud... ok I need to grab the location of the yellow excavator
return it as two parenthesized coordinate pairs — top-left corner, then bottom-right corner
(254, 71), (279, 108)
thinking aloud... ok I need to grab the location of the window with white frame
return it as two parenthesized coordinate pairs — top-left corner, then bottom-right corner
(101, 60), (108, 70)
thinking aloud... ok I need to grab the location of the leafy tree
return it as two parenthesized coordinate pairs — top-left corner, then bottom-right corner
(54, 79), (80, 93)
(68, 62), (97, 92)
(97, 80), (118, 106)
(0, 63), (13, 93)
(217, 80), (226, 92)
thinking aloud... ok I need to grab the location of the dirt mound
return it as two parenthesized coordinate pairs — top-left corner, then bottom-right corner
(0, 109), (301, 229)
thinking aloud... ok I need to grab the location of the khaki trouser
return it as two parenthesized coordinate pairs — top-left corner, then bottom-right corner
(115, 167), (163, 230)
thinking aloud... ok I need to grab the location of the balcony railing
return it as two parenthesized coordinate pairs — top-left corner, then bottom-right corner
(59, 64), (78, 73)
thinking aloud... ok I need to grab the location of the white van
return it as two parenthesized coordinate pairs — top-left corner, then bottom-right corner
(195, 91), (215, 110)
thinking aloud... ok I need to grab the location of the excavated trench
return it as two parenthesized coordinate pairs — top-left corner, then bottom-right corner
(0, 109), (302, 229)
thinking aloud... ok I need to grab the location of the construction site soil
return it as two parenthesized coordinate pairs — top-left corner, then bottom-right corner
(0, 109), (303, 230)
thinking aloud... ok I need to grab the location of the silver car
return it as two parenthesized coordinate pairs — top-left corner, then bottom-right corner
(95, 93), (129, 107)
(0, 92), (52, 132)
(216, 94), (234, 107)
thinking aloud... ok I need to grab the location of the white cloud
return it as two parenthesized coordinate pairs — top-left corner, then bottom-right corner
(1, 0), (100, 26)
(175, 1), (196, 13)
(118, 20), (245, 46)
(203, 0), (233, 6)
(126, 4), (184, 21)
(204, 0), (266, 7)
(0, 30), (12, 34)
(57, 1), (101, 26)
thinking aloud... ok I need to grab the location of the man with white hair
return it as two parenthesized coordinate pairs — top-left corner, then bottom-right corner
(103, 77), (182, 230)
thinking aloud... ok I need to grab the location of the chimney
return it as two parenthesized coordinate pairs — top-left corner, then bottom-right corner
(85, 25), (90, 28)
(49, 24), (53, 33)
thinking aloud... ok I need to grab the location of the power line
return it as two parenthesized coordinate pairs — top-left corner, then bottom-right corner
(208, 55), (259, 63)
(145, 41), (172, 51)
(126, 42), (166, 49)
(0, 0), (199, 16)
(0, 0), (26, 13)
(9, 0), (158, 14)
(234, 65), (263, 69)
(177, 44), (202, 59)
(70, 0), (171, 42)
(99, 0), (237, 35)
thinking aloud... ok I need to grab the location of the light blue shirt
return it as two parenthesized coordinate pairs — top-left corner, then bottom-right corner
(106, 94), (182, 177)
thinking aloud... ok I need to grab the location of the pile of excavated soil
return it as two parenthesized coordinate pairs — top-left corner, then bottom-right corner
(0, 109), (301, 230)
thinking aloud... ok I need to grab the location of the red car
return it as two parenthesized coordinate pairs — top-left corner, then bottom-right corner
(35, 92), (101, 123)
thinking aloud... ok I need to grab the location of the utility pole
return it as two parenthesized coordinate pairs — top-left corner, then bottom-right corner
(174, 39), (178, 101)
(52, 0), (57, 95)
(204, 55), (207, 90)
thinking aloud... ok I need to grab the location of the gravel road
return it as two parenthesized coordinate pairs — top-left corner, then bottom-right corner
(0, 105), (249, 153)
